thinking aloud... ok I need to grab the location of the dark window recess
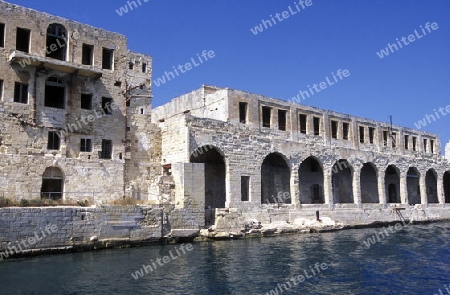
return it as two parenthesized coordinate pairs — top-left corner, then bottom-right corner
(80, 138), (92, 152)
(359, 126), (365, 143)
(16, 27), (30, 52)
(102, 97), (113, 114)
(100, 140), (112, 159)
(82, 44), (93, 65)
(369, 127), (375, 144)
(46, 24), (66, 60)
(102, 48), (114, 70)
(241, 176), (250, 202)
(80, 93), (92, 110)
(299, 114), (307, 134)
(430, 140), (434, 154)
(126, 98), (131, 107)
(313, 117), (320, 136)
(391, 132), (397, 148)
(262, 106), (271, 128)
(0, 23), (5, 47)
(239, 102), (247, 124)
(383, 131), (388, 146)
(128, 62), (134, 70)
(45, 77), (65, 109)
(423, 139), (428, 152)
(343, 122), (349, 140)
(412, 137), (417, 151)
(331, 121), (338, 139)
(404, 135), (409, 150)
(47, 132), (60, 150)
(114, 81), (122, 87)
(142, 63), (147, 73)
(14, 82), (28, 104)
(278, 110), (287, 131)
(0, 80), (3, 100)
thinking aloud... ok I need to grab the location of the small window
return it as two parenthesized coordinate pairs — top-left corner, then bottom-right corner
(14, 82), (28, 104)
(16, 27), (30, 53)
(0, 23), (5, 47)
(100, 139), (112, 159)
(423, 139), (428, 153)
(45, 77), (65, 109)
(239, 102), (247, 124)
(0, 80), (3, 100)
(102, 97), (113, 115)
(128, 62), (134, 70)
(369, 127), (375, 144)
(81, 93), (92, 110)
(359, 126), (365, 143)
(383, 131), (388, 146)
(412, 136), (417, 151)
(404, 135), (409, 150)
(102, 48), (114, 70)
(331, 121), (338, 139)
(126, 98), (131, 107)
(80, 138), (92, 152)
(142, 63), (147, 73)
(262, 106), (271, 128)
(313, 117), (320, 136)
(47, 131), (60, 150)
(342, 122), (349, 140)
(278, 110), (287, 131)
(430, 139), (434, 154)
(299, 114), (307, 134)
(82, 44), (93, 66)
(391, 132), (396, 148)
(241, 176), (250, 202)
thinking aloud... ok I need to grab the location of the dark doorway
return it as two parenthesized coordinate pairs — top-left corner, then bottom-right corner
(261, 153), (290, 204)
(407, 167), (420, 205)
(444, 171), (450, 203)
(360, 163), (379, 203)
(385, 165), (400, 203)
(299, 157), (324, 204)
(426, 169), (438, 203)
(332, 160), (353, 203)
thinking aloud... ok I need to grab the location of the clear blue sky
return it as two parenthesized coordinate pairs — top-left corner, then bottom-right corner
(8, 0), (450, 147)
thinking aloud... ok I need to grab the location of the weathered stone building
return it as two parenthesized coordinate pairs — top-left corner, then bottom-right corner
(0, 1), (156, 202)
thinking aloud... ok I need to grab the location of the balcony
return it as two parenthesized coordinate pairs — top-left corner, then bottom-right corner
(8, 51), (102, 78)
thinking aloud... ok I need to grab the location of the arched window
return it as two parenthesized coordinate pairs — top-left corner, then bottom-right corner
(41, 167), (64, 200)
(46, 23), (67, 60)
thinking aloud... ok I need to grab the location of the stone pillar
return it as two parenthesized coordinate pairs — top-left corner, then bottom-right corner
(400, 171), (408, 204)
(378, 172), (386, 205)
(323, 169), (334, 207)
(291, 166), (299, 207)
(419, 173), (427, 205)
(437, 172), (444, 204)
(353, 167), (361, 206)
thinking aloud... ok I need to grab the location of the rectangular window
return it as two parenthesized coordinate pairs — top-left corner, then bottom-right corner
(129, 62), (134, 70)
(412, 136), (417, 151)
(343, 122), (349, 140)
(369, 127), (375, 144)
(430, 139), (435, 154)
(47, 131), (60, 150)
(0, 23), (4, 47)
(102, 97), (113, 115)
(16, 27), (30, 53)
(313, 117), (320, 136)
(241, 176), (250, 202)
(102, 48), (114, 70)
(262, 106), (271, 128)
(404, 135), (409, 150)
(100, 139), (112, 159)
(0, 79), (3, 100)
(142, 63), (147, 73)
(80, 138), (92, 152)
(359, 126), (365, 143)
(82, 44), (93, 66)
(239, 102), (247, 124)
(391, 132), (396, 148)
(299, 114), (307, 134)
(81, 93), (92, 110)
(383, 130), (388, 146)
(278, 110), (287, 131)
(423, 139), (428, 153)
(14, 82), (28, 104)
(331, 121), (338, 139)
(45, 79), (65, 109)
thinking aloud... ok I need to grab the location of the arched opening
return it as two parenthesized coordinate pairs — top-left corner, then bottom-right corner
(385, 165), (400, 203)
(41, 167), (64, 200)
(444, 171), (450, 203)
(426, 169), (438, 203)
(190, 146), (226, 209)
(46, 23), (67, 61)
(299, 157), (324, 204)
(261, 153), (290, 204)
(407, 167), (421, 205)
(360, 163), (379, 203)
(45, 77), (65, 109)
(332, 159), (353, 203)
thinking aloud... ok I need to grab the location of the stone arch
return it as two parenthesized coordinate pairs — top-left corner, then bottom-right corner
(46, 23), (67, 60)
(444, 171), (450, 203)
(360, 162), (379, 203)
(190, 145), (226, 209)
(41, 167), (64, 200)
(332, 159), (353, 204)
(261, 152), (291, 204)
(299, 156), (324, 204)
(426, 169), (438, 204)
(385, 165), (400, 203)
(407, 167), (421, 205)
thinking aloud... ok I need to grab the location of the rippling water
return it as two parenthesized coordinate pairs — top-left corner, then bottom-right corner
(1, 222), (450, 295)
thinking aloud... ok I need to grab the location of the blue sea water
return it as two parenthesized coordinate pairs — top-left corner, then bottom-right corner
(1, 222), (449, 295)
